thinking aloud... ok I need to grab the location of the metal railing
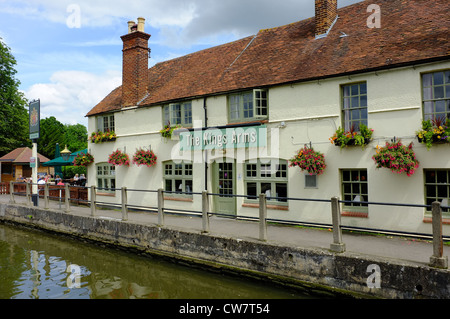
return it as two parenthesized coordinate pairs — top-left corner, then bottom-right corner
(3, 181), (449, 269)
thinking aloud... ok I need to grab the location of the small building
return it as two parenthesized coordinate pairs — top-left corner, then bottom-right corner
(85, 0), (450, 236)
(0, 147), (52, 183)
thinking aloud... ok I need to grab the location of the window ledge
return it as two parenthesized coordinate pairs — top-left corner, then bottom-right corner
(164, 196), (193, 202)
(227, 120), (268, 126)
(96, 192), (116, 197)
(342, 211), (368, 218)
(423, 217), (450, 225)
(242, 203), (288, 211)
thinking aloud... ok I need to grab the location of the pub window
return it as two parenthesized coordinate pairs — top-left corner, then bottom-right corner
(342, 82), (368, 132)
(244, 159), (288, 204)
(96, 163), (116, 193)
(163, 161), (193, 196)
(163, 102), (193, 127)
(341, 169), (368, 213)
(228, 89), (268, 123)
(97, 114), (115, 132)
(422, 70), (450, 121)
(424, 169), (450, 213)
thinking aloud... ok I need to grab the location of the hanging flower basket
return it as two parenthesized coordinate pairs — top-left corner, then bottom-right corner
(108, 149), (130, 166)
(73, 152), (94, 167)
(416, 117), (450, 150)
(289, 146), (327, 175)
(133, 149), (157, 167)
(89, 131), (117, 144)
(372, 141), (419, 177)
(330, 124), (374, 149)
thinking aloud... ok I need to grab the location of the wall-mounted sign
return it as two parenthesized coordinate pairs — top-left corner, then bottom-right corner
(30, 157), (38, 168)
(29, 100), (40, 140)
(180, 125), (267, 151)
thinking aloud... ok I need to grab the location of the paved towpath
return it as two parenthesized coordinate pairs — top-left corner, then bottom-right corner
(1, 194), (450, 268)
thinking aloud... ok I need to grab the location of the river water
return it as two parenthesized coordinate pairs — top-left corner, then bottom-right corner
(0, 223), (330, 300)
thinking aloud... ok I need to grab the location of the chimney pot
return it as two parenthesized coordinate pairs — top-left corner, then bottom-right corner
(127, 20), (135, 33)
(137, 17), (145, 32)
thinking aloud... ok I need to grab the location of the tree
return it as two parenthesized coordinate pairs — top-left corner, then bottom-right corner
(0, 38), (29, 156)
(64, 123), (88, 153)
(38, 116), (66, 159)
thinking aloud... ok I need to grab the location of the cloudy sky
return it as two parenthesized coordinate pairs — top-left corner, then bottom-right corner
(0, 0), (362, 127)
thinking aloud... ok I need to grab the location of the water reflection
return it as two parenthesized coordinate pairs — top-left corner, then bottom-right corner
(0, 224), (307, 299)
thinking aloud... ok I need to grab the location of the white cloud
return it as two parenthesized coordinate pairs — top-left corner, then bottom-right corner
(25, 70), (121, 126)
(4, 0), (364, 128)
(2, 0), (363, 48)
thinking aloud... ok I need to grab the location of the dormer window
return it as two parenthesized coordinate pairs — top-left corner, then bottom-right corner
(228, 89), (268, 123)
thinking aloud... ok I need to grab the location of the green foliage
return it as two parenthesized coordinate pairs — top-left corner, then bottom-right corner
(64, 124), (88, 152)
(38, 116), (66, 159)
(289, 146), (326, 175)
(160, 122), (181, 139)
(37, 117), (88, 159)
(330, 124), (374, 149)
(416, 117), (450, 150)
(0, 38), (30, 156)
(372, 141), (420, 177)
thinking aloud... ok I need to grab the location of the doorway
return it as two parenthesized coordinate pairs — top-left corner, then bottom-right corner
(212, 159), (236, 216)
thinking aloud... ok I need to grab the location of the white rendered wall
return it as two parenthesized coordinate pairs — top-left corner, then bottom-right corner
(87, 60), (450, 236)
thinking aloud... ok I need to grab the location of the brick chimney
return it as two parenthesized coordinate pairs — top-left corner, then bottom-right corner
(121, 17), (151, 107)
(315, 0), (338, 39)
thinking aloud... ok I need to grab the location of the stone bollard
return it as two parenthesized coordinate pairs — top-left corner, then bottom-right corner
(44, 183), (50, 210)
(9, 181), (15, 204)
(64, 184), (70, 213)
(90, 186), (96, 217)
(26, 183), (32, 206)
(330, 197), (346, 253)
(158, 188), (164, 226)
(202, 191), (210, 233)
(121, 187), (128, 221)
(429, 201), (448, 269)
(259, 193), (268, 242)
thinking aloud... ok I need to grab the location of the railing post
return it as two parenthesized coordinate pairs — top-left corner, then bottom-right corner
(158, 188), (164, 226)
(9, 181), (15, 204)
(121, 187), (128, 221)
(64, 184), (70, 213)
(259, 193), (267, 242)
(330, 197), (346, 253)
(430, 201), (448, 269)
(90, 186), (96, 216)
(26, 183), (32, 206)
(202, 191), (210, 233)
(44, 183), (50, 210)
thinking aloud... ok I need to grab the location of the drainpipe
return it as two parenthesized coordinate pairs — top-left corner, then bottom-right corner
(203, 97), (208, 191)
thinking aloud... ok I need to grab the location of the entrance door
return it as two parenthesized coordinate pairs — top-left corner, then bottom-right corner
(212, 160), (236, 216)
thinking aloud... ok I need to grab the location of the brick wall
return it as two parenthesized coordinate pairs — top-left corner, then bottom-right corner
(315, 0), (338, 37)
(121, 31), (151, 107)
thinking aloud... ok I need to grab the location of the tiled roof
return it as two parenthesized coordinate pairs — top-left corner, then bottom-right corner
(0, 147), (50, 163)
(86, 0), (450, 117)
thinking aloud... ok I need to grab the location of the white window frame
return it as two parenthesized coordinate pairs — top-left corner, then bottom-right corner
(97, 114), (115, 132)
(96, 163), (116, 194)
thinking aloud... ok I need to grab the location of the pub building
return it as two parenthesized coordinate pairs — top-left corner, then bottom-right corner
(86, 0), (450, 236)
